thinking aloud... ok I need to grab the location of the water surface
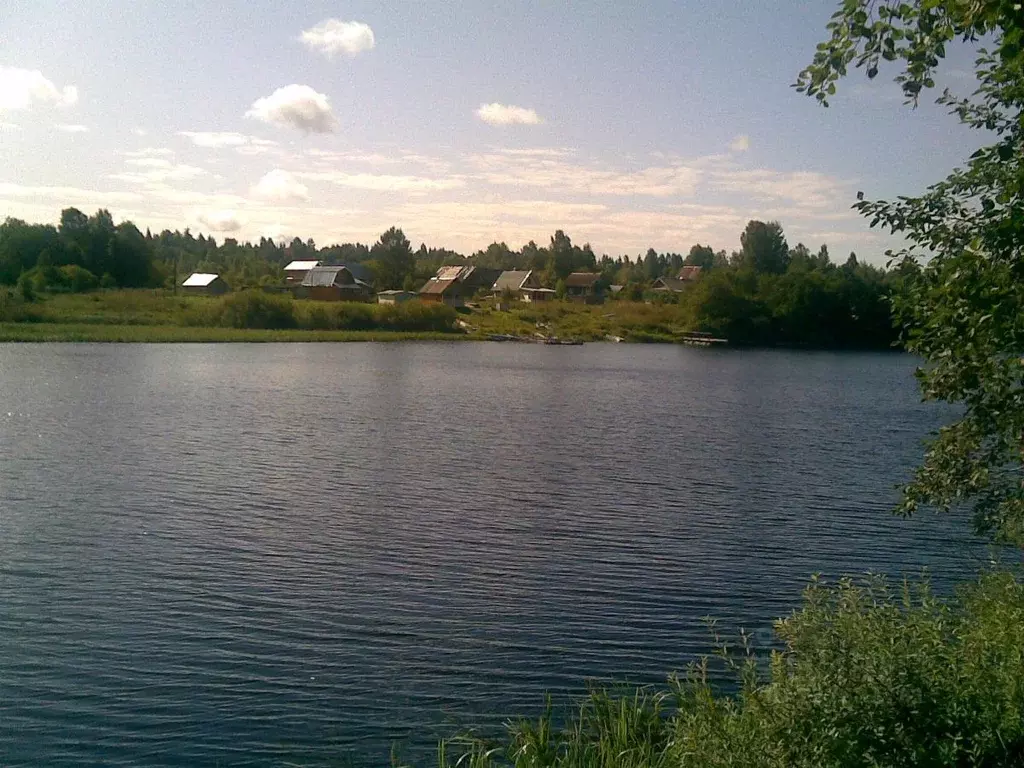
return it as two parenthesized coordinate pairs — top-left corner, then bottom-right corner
(0, 343), (976, 766)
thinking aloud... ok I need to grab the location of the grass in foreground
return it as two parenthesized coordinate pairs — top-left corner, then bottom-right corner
(427, 571), (1024, 768)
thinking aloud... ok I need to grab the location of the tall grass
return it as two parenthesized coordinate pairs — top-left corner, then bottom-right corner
(430, 571), (1024, 768)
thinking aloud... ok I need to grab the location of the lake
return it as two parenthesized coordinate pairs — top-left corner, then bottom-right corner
(0, 343), (979, 766)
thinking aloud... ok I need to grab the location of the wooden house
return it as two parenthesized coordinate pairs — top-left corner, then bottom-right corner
(181, 273), (229, 295)
(298, 266), (374, 302)
(564, 272), (603, 303)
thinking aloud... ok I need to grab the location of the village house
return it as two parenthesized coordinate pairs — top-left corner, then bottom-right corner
(677, 265), (703, 282)
(297, 265), (374, 302)
(492, 270), (552, 303)
(377, 290), (418, 305)
(419, 265), (502, 308)
(181, 273), (229, 296)
(653, 266), (703, 293)
(651, 277), (689, 293)
(283, 259), (321, 285)
(564, 272), (604, 303)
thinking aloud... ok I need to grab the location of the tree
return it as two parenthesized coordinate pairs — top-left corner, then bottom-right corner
(685, 244), (716, 269)
(798, 1), (1024, 547)
(548, 230), (574, 279)
(371, 227), (414, 290)
(739, 220), (789, 274)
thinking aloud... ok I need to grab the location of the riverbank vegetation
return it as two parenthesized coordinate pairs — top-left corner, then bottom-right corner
(430, 570), (1024, 768)
(0, 215), (900, 347)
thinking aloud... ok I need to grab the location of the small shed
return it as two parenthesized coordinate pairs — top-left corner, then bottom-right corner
(299, 266), (373, 302)
(377, 290), (418, 305)
(283, 259), (321, 284)
(181, 272), (229, 295)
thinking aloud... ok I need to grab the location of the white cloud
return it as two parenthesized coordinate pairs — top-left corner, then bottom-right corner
(179, 131), (276, 153)
(729, 135), (750, 152)
(251, 169), (309, 202)
(1, 122), (18, 131)
(56, 123), (88, 133)
(197, 210), (242, 232)
(245, 85), (338, 133)
(124, 147), (174, 158)
(710, 168), (853, 208)
(300, 170), (465, 193)
(300, 19), (375, 58)
(112, 157), (209, 184)
(0, 67), (77, 111)
(468, 152), (700, 196)
(132, 127), (147, 137)
(476, 103), (543, 126)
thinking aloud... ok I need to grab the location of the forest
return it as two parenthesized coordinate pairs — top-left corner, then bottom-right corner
(0, 208), (901, 348)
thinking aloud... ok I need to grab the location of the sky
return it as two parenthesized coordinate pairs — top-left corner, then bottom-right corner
(0, 0), (984, 263)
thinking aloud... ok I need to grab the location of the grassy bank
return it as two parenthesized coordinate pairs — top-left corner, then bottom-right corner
(0, 289), (710, 344)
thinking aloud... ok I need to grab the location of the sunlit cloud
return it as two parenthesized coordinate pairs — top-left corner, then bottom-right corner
(0, 66), (78, 111)
(300, 19), (375, 58)
(246, 84), (338, 133)
(300, 170), (465, 193)
(56, 123), (88, 133)
(111, 158), (209, 185)
(197, 210), (243, 232)
(251, 169), (310, 202)
(179, 131), (277, 152)
(729, 134), (750, 152)
(476, 103), (543, 126)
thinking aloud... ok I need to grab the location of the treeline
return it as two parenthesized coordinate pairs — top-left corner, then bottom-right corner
(0, 209), (902, 348)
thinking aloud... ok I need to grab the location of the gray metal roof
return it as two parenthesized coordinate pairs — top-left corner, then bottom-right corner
(301, 265), (373, 288)
(492, 270), (532, 292)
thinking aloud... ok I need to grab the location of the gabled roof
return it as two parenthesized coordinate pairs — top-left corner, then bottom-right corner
(493, 270), (533, 292)
(419, 278), (462, 296)
(182, 273), (220, 287)
(302, 265), (373, 288)
(284, 259), (321, 271)
(435, 265), (467, 281)
(653, 277), (688, 292)
(677, 265), (704, 281)
(565, 272), (601, 288)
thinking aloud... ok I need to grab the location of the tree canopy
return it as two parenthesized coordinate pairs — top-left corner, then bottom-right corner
(798, 0), (1024, 548)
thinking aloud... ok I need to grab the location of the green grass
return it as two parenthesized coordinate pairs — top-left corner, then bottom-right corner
(466, 298), (696, 342)
(0, 289), (706, 344)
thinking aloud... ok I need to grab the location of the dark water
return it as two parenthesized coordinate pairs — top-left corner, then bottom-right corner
(0, 343), (979, 766)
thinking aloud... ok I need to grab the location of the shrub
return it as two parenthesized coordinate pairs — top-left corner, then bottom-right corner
(60, 265), (99, 293)
(438, 571), (1024, 768)
(207, 290), (297, 329)
(17, 272), (35, 302)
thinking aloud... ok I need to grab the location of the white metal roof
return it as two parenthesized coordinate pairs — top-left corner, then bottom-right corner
(182, 273), (220, 287)
(284, 260), (321, 271)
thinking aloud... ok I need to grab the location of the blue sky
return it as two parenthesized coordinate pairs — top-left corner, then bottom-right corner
(0, 0), (982, 262)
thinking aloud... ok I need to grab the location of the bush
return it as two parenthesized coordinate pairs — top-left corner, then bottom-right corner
(204, 290), (297, 329)
(0, 289), (41, 321)
(60, 265), (99, 293)
(17, 272), (35, 302)
(438, 571), (1024, 768)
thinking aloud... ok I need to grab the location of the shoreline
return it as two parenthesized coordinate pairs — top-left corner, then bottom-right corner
(0, 321), (902, 350)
